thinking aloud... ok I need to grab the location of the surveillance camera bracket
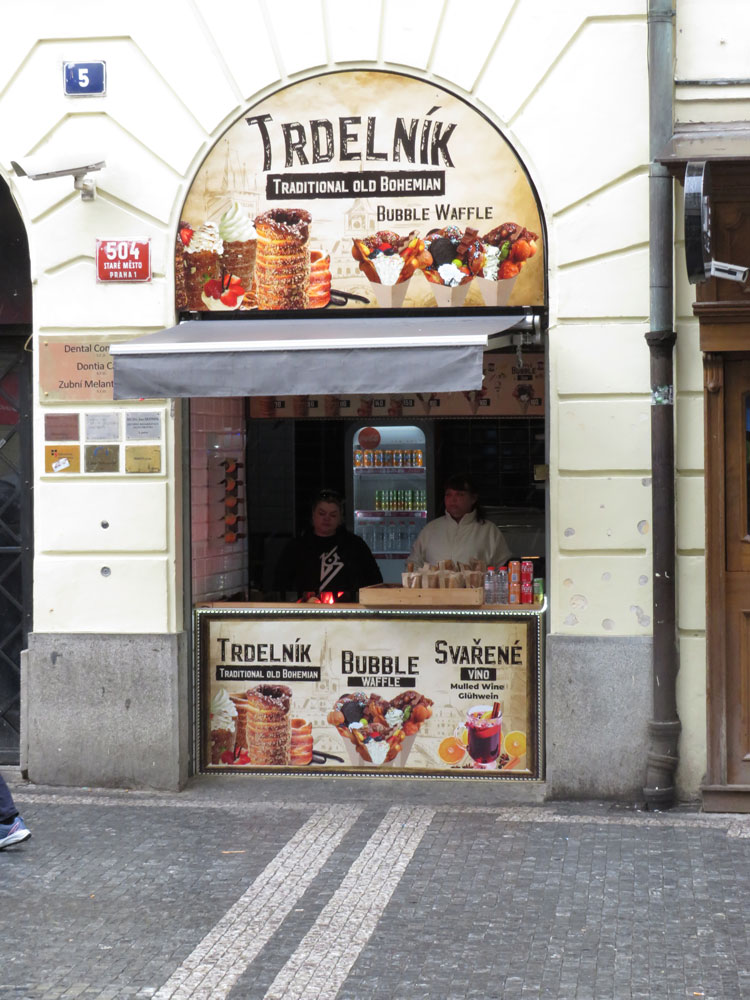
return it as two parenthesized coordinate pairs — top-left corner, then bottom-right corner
(72, 171), (97, 201)
(10, 159), (103, 200)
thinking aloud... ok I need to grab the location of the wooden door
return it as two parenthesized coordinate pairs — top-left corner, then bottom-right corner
(721, 359), (750, 786)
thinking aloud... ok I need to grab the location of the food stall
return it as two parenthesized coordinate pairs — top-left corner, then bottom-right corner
(196, 597), (545, 779)
(110, 68), (548, 783)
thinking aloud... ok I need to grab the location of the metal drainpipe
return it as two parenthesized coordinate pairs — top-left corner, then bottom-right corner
(643, 0), (680, 809)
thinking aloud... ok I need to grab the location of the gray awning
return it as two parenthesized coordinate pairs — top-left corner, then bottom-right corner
(657, 122), (750, 170)
(110, 315), (526, 400)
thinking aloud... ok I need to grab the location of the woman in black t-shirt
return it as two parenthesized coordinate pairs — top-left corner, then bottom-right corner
(273, 489), (382, 602)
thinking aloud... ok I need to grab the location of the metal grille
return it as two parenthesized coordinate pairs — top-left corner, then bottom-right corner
(0, 343), (31, 763)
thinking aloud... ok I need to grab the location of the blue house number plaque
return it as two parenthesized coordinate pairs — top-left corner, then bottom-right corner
(63, 62), (106, 96)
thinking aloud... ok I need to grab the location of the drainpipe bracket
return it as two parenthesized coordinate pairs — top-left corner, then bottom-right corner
(645, 328), (676, 351)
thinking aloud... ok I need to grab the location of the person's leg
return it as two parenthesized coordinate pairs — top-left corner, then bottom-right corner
(0, 773), (17, 823)
(0, 773), (30, 848)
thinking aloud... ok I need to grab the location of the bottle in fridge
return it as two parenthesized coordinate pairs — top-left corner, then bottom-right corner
(348, 425), (430, 584)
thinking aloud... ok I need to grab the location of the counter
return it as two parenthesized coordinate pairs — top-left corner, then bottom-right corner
(195, 602), (545, 779)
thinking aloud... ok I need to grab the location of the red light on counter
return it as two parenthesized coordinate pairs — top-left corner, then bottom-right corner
(298, 591), (345, 604)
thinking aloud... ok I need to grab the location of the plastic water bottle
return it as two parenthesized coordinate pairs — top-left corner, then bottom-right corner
(496, 566), (509, 605)
(483, 566), (497, 605)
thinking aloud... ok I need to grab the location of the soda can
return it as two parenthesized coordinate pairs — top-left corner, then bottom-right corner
(375, 490), (382, 511)
(364, 449), (374, 467)
(374, 449), (384, 467)
(354, 448), (364, 467)
(521, 581), (533, 604)
(414, 449), (424, 467)
(384, 450), (394, 466)
(393, 449), (403, 467)
(508, 560), (521, 585)
(533, 578), (544, 601)
(509, 583), (521, 604)
(521, 560), (534, 584)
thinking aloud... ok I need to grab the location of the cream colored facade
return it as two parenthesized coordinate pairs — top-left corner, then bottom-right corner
(1, 0), (724, 797)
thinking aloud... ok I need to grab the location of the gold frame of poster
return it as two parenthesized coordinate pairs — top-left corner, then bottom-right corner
(178, 69), (545, 315)
(195, 605), (544, 779)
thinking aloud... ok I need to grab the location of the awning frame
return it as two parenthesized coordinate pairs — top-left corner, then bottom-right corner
(110, 313), (535, 400)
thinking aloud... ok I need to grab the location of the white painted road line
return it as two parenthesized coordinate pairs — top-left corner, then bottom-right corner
(152, 804), (362, 1000)
(264, 805), (436, 1000)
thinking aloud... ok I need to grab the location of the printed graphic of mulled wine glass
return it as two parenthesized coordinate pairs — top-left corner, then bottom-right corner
(456, 703), (503, 769)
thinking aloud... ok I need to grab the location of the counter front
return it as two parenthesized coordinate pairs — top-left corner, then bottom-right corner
(195, 603), (545, 779)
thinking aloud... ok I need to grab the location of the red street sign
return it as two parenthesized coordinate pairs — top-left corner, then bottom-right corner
(95, 239), (151, 282)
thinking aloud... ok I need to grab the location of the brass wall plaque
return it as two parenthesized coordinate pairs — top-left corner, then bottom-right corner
(44, 445), (81, 474)
(125, 445), (161, 474)
(84, 444), (120, 473)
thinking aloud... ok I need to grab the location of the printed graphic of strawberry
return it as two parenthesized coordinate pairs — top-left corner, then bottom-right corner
(179, 223), (194, 247)
(219, 273), (246, 308)
(202, 273), (246, 309)
(203, 278), (222, 299)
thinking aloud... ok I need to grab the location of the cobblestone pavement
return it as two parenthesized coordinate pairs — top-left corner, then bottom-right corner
(2, 768), (750, 1000)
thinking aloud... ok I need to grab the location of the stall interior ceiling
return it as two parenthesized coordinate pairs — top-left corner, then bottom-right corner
(244, 406), (545, 598)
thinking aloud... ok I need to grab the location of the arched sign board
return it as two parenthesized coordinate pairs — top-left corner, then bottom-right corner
(177, 70), (545, 314)
(684, 160), (712, 284)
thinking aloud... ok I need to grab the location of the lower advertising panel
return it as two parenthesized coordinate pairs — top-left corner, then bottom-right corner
(195, 605), (544, 779)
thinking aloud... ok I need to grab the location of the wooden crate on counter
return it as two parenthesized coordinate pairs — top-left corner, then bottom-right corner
(358, 584), (484, 607)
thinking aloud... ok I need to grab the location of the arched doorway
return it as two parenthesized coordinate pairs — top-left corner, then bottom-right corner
(0, 177), (32, 764)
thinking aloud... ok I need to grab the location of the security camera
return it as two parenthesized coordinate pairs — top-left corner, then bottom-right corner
(707, 259), (749, 284)
(10, 154), (105, 200)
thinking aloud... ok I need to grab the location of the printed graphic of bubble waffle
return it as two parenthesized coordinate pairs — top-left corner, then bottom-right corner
(351, 231), (430, 307)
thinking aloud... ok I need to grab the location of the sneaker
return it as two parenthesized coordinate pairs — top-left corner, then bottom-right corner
(0, 816), (31, 849)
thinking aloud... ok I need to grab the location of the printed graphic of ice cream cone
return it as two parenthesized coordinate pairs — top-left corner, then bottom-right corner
(357, 395), (374, 417)
(394, 733), (417, 767)
(369, 279), (412, 308)
(429, 280), (472, 308)
(176, 221), (224, 311)
(420, 226), (484, 308)
(339, 731), (366, 766)
(512, 383), (534, 414)
(462, 390), (487, 415)
(475, 274), (518, 307)
(352, 231), (429, 308)
(219, 201), (257, 297)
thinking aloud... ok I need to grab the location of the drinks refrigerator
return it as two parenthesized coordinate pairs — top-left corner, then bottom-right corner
(347, 425), (432, 584)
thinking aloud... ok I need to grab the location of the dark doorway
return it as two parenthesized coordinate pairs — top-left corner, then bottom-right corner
(0, 178), (31, 764)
